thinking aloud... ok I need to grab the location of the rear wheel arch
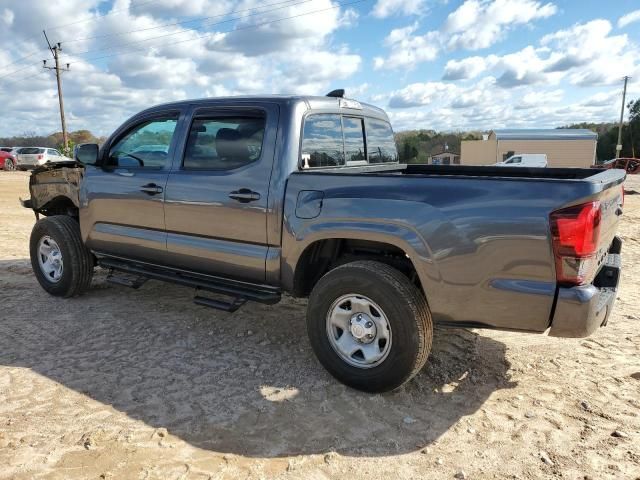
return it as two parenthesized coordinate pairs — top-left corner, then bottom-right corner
(290, 237), (425, 298)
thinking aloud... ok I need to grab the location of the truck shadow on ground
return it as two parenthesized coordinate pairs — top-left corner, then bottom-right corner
(0, 263), (516, 457)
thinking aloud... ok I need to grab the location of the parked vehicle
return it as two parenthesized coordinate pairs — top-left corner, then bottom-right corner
(495, 153), (548, 167)
(22, 93), (624, 392)
(0, 147), (19, 170)
(15, 147), (71, 170)
(0, 149), (16, 170)
(594, 157), (640, 174)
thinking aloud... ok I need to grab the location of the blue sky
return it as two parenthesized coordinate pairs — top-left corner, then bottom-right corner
(1, 0), (639, 136)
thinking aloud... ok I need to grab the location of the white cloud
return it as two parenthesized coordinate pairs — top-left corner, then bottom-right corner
(618, 9), (640, 28)
(443, 0), (557, 50)
(443, 55), (497, 80)
(374, 0), (557, 69)
(388, 81), (459, 108)
(374, 24), (438, 69)
(371, 0), (427, 18)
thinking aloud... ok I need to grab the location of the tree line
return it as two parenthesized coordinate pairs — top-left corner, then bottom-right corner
(0, 130), (107, 154)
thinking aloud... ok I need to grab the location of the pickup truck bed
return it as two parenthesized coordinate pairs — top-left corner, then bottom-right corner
(22, 94), (625, 392)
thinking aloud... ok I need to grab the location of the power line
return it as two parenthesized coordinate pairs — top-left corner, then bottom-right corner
(61, 0), (305, 44)
(47, 0), (165, 33)
(67, 0), (369, 65)
(0, 62), (41, 80)
(0, 0), (301, 71)
(61, 0), (318, 59)
(0, 50), (46, 71)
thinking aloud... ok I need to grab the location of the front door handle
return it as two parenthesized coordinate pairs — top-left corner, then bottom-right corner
(229, 188), (261, 203)
(140, 183), (163, 195)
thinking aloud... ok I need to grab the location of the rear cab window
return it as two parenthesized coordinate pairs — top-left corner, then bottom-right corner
(300, 113), (398, 169)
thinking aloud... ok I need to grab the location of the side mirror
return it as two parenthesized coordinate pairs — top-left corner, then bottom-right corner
(75, 143), (99, 165)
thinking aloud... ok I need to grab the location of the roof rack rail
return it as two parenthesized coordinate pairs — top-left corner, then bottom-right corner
(326, 89), (345, 98)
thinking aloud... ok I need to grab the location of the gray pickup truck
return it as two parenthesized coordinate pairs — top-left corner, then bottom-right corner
(23, 92), (625, 392)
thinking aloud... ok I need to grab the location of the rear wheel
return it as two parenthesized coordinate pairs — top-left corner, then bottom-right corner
(3, 158), (15, 171)
(306, 260), (433, 392)
(29, 216), (94, 297)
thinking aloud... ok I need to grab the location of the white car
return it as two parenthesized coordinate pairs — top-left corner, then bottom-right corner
(495, 153), (548, 168)
(15, 147), (72, 170)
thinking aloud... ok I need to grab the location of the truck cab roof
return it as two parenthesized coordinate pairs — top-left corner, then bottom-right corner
(137, 95), (390, 121)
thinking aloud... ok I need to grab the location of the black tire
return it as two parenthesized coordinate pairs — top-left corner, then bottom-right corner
(29, 216), (94, 297)
(3, 158), (15, 171)
(306, 260), (433, 393)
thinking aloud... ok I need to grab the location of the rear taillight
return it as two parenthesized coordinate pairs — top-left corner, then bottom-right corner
(37, 154), (43, 160)
(550, 201), (601, 285)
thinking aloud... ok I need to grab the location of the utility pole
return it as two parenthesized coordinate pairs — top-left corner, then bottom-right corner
(616, 75), (630, 159)
(43, 30), (70, 155)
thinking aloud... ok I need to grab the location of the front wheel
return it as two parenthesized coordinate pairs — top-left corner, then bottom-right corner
(29, 216), (94, 297)
(306, 260), (433, 392)
(3, 158), (15, 171)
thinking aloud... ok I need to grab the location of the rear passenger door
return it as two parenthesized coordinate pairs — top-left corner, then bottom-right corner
(163, 104), (279, 283)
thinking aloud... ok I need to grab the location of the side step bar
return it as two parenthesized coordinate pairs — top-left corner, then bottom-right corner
(98, 257), (281, 312)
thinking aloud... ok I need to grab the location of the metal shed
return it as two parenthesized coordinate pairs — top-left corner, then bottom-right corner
(461, 129), (598, 167)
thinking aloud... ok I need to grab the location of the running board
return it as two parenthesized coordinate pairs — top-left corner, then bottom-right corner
(98, 257), (281, 306)
(106, 271), (148, 289)
(194, 293), (247, 313)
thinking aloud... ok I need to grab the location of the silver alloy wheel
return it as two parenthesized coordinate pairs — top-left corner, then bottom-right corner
(4, 158), (15, 171)
(37, 235), (63, 283)
(326, 294), (392, 369)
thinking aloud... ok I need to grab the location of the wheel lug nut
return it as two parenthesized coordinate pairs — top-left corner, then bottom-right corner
(366, 321), (372, 328)
(357, 314), (362, 320)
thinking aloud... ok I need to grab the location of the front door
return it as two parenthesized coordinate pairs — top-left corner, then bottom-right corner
(163, 104), (278, 283)
(81, 111), (181, 264)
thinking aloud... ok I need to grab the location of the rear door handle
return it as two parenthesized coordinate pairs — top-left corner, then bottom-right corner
(229, 189), (261, 203)
(140, 183), (163, 195)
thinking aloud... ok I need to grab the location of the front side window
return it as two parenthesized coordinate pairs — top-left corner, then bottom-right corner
(183, 115), (265, 170)
(301, 114), (345, 168)
(108, 116), (178, 169)
(365, 118), (398, 164)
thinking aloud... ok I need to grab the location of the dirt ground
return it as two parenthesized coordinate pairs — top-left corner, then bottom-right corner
(0, 171), (638, 480)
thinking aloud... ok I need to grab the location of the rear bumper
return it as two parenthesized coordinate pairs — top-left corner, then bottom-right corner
(548, 237), (622, 338)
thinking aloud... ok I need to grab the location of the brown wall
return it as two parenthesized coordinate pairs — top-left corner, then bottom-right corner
(497, 140), (596, 168)
(461, 138), (596, 167)
(461, 140), (497, 166)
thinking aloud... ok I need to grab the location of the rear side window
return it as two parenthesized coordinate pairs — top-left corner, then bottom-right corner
(301, 114), (345, 168)
(47, 149), (58, 155)
(365, 118), (398, 164)
(20, 147), (45, 154)
(183, 115), (265, 170)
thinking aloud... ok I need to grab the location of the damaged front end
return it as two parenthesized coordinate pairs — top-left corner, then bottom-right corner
(20, 161), (84, 218)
